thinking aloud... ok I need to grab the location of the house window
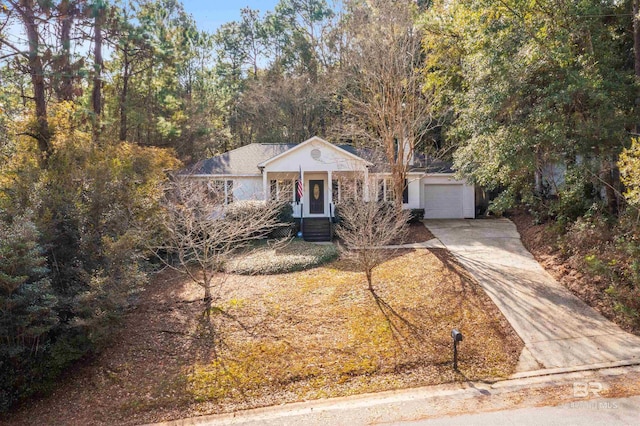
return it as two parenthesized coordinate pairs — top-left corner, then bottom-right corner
(332, 179), (339, 203)
(337, 178), (362, 202)
(384, 178), (395, 202)
(226, 180), (234, 204)
(200, 181), (215, 201)
(270, 179), (295, 201)
(207, 180), (233, 204)
(402, 179), (409, 204)
(279, 179), (294, 201)
(377, 179), (384, 202)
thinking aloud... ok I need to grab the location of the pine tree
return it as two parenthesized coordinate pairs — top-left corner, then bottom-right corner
(0, 213), (58, 410)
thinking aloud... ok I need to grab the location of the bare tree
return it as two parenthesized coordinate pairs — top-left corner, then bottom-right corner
(152, 178), (286, 314)
(340, 0), (436, 210)
(335, 197), (409, 291)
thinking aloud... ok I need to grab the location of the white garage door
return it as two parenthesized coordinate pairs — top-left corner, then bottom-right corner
(424, 184), (464, 219)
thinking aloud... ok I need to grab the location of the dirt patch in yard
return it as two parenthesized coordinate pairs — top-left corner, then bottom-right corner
(3, 250), (521, 426)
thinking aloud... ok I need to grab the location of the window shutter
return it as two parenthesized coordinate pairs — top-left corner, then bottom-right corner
(403, 179), (409, 204)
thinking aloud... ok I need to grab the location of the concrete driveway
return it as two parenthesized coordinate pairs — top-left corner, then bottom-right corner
(424, 219), (640, 373)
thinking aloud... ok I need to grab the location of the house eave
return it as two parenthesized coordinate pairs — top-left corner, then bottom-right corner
(187, 174), (262, 178)
(257, 136), (374, 168)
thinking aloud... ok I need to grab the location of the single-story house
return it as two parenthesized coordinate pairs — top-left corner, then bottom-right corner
(186, 136), (474, 240)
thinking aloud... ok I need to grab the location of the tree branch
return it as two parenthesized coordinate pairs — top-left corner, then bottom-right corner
(0, 38), (28, 59)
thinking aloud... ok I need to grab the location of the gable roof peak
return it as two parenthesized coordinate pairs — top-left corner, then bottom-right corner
(257, 135), (372, 167)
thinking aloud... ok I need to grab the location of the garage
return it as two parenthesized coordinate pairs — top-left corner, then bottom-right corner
(423, 184), (464, 219)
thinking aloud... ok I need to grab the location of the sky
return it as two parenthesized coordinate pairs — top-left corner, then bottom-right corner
(180, 1), (282, 33)
(0, 1), (284, 65)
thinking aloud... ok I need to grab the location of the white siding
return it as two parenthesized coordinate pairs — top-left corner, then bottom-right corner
(231, 177), (263, 201)
(263, 137), (368, 174)
(405, 174), (422, 209)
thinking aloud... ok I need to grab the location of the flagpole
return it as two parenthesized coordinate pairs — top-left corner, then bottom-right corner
(297, 166), (304, 238)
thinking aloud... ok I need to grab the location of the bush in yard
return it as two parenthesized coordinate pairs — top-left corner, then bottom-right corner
(559, 209), (640, 331)
(228, 239), (338, 275)
(269, 202), (297, 238)
(408, 208), (424, 223)
(224, 200), (273, 220)
(619, 138), (640, 210)
(276, 202), (294, 223)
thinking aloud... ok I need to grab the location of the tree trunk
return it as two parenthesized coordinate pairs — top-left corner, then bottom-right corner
(635, 1), (640, 78)
(600, 157), (618, 215)
(393, 171), (405, 212)
(366, 269), (373, 292)
(634, 0), (640, 133)
(92, 3), (104, 139)
(203, 280), (212, 318)
(56, 0), (75, 101)
(119, 47), (130, 142)
(22, 1), (51, 166)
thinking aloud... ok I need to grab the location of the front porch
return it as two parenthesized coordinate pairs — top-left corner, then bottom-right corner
(263, 170), (369, 220)
(263, 170), (370, 242)
(256, 136), (374, 241)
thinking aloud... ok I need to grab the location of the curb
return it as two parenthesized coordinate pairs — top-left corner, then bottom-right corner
(508, 359), (640, 380)
(145, 363), (640, 426)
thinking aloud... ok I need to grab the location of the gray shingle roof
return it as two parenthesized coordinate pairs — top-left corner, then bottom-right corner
(338, 145), (455, 174)
(186, 143), (296, 175)
(184, 142), (455, 175)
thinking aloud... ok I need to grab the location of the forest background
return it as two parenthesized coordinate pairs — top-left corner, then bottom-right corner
(2, 0), (640, 412)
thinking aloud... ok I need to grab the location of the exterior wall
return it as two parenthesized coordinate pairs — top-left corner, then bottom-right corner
(405, 174), (422, 209)
(263, 138), (368, 174)
(535, 162), (566, 195)
(420, 174), (475, 218)
(189, 135), (475, 219)
(462, 183), (476, 218)
(232, 177), (263, 201)
(366, 173), (421, 209)
(191, 172), (474, 218)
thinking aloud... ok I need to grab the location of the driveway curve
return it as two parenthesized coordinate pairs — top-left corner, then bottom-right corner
(424, 219), (640, 373)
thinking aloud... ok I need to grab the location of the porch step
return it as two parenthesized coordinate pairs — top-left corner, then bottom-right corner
(302, 218), (332, 242)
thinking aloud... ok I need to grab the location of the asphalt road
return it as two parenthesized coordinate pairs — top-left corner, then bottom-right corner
(402, 395), (640, 426)
(148, 366), (640, 426)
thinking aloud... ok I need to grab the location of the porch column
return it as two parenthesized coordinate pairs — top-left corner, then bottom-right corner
(327, 170), (333, 213)
(300, 169), (305, 217)
(262, 170), (268, 201)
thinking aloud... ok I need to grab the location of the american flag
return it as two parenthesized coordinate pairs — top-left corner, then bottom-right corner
(297, 167), (303, 203)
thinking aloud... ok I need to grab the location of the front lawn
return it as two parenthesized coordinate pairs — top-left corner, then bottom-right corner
(4, 250), (522, 425)
(227, 238), (338, 274)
